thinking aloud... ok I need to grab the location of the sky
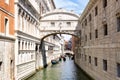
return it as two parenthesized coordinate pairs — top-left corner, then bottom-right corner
(62, 34), (72, 41)
(54, 0), (89, 14)
(54, 0), (89, 41)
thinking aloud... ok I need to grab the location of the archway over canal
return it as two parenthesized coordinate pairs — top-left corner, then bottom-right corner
(38, 8), (81, 68)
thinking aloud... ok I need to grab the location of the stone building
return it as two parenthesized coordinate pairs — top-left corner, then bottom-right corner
(0, 0), (15, 80)
(14, 0), (40, 79)
(14, 0), (56, 79)
(75, 0), (120, 80)
(45, 0), (56, 11)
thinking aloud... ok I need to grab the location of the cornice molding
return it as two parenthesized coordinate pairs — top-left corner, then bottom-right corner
(0, 7), (14, 17)
(79, 0), (97, 22)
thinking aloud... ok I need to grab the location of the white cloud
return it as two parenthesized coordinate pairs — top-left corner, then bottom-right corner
(54, 0), (89, 14)
(54, 0), (77, 8)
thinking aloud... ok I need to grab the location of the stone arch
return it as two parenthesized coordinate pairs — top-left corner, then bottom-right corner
(41, 32), (80, 41)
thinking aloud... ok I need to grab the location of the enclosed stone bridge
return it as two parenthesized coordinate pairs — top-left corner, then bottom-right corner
(39, 9), (80, 67)
(39, 8), (80, 40)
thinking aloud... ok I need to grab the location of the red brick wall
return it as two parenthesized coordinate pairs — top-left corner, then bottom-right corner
(0, 0), (14, 35)
(0, 0), (14, 14)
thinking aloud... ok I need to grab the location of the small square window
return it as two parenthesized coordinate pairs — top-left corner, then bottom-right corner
(67, 22), (71, 26)
(51, 22), (55, 27)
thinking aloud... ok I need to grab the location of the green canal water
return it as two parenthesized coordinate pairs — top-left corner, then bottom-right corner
(26, 58), (93, 80)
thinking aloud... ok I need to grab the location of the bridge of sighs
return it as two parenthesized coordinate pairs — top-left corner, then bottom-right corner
(38, 8), (80, 67)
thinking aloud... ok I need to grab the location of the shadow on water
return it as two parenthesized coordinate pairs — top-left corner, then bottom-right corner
(26, 58), (94, 80)
(40, 40), (48, 68)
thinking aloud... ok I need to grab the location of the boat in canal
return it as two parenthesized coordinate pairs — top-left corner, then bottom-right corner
(51, 59), (59, 64)
(51, 57), (60, 64)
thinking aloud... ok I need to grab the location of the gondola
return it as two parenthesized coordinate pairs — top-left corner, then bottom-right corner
(51, 59), (59, 64)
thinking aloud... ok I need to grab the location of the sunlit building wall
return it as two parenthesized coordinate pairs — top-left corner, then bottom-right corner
(0, 0), (15, 80)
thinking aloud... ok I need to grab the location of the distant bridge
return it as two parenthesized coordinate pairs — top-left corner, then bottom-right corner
(64, 50), (74, 55)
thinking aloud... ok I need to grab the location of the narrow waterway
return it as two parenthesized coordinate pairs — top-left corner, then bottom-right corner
(26, 58), (93, 80)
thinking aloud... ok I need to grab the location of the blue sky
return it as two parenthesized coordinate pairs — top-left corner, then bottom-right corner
(54, 0), (89, 14)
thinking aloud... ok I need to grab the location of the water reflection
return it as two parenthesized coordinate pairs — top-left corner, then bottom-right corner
(26, 58), (93, 80)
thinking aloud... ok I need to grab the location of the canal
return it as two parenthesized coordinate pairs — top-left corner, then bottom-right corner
(26, 57), (93, 80)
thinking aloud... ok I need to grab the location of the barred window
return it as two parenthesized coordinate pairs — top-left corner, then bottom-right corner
(89, 56), (91, 63)
(117, 16), (120, 32)
(89, 14), (92, 21)
(95, 29), (98, 38)
(103, 0), (107, 8)
(95, 6), (98, 16)
(94, 57), (98, 66)
(103, 60), (107, 71)
(117, 63), (120, 77)
(104, 24), (108, 36)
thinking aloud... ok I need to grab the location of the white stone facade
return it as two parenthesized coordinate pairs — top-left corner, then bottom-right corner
(14, 0), (41, 79)
(14, 0), (57, 79)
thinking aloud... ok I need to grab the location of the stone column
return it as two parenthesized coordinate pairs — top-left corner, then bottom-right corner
(19, 9), (23, 31)
(24, 13), (26, 32)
